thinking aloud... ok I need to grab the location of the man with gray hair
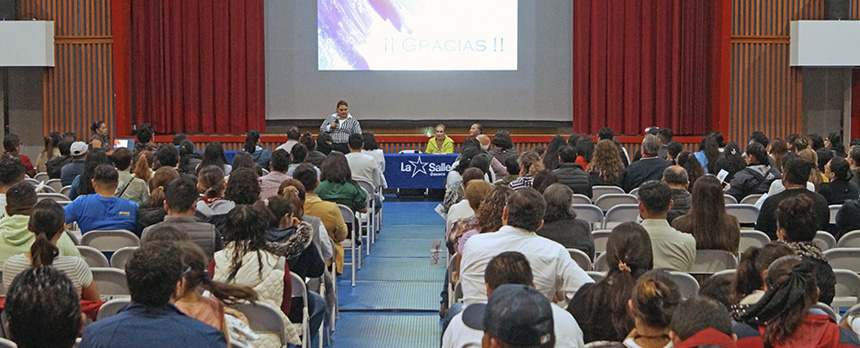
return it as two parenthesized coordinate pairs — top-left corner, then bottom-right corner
(621, 135), (672, 192)
(662, 166), (691, 223)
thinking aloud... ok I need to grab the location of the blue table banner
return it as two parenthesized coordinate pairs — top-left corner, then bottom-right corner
(383, 153), (459, 189)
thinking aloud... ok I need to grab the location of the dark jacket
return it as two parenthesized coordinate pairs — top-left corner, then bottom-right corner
(537, 218), (594, 260)
(713, 157), (746, 183)
(819, 179), (860, 205)
(46, 155), (71, 179)
(725, 165), (780, 202)
(488, 148), (518, 168)
(306, 151), (327, 167)
(136, 206), (167, 236)
(755, 189), (829, 240)
(667, 188), (692, 223)
(836, 199), (860, 238)
(620, 157), (671, 192)
(553, 163), (593, 198)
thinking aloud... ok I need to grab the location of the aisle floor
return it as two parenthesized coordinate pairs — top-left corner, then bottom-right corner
(329, 201), (445, 347)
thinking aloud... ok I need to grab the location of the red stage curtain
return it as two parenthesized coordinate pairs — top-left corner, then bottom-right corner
(573, 0), (714, 136)
(131, 0), (265, 134)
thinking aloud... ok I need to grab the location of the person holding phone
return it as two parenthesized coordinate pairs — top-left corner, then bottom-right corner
(320, 100), (362, 154)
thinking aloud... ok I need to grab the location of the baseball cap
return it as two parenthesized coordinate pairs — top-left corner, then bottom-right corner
(70, 141), (88, 156)
(461, 284), (554, 348)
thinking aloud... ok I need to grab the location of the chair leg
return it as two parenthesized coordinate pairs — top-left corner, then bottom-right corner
(351, 226), (357, 287)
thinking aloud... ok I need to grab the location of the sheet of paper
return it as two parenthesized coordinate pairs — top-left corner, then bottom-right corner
(716, 169), (729, 183)
(434, 204), (447, 220)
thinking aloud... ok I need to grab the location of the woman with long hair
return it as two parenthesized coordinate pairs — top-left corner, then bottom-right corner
(575, 137), (595, 168)
(89, 120), (111, 152)
(713, 141), (747, 183)
(567, 222), (654, 344)
(676, 151), (705, 192)
(826, 132), (847, 157)
(542, 135), (566, 171)
(195, 165), (234, 234)
(729, 242), (795, 308)
(35, 132), (61, 172)
(133, 151), (153, 184)
(198, 142), (232, 175)
(488, 130), (517, 166)
(769, 138), (788, 172)
(68, 149), (109, 199)
(798, 148), (825, 191)
(177, 139), (202, 176)
(2, 200), (100, 302)
(232, 151), (261, 177)
(456, 185), (514, 255)
(694, 135), (722, 174)
(620, 270), (681, 348)
(244, 129), (271, 170)
(317, 152), (367, 212)
(508, 151), (544, 190)
(539, 183), (593, 259)
(672, 176), (740, 254)
(225, 168), (262, 205)
(302, 132), (327, 167)
(137, 166), (180, 231)
(774, 195), (835, 306)
(588, 139), (625, 187)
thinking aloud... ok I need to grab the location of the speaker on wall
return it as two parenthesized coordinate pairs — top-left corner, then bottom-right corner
(825, 0), (850, 20)
(0, 0), (16, 21)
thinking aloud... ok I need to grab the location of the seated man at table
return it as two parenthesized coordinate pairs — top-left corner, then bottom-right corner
(426, 124), (455, 154)
(64, 164), (138, 233)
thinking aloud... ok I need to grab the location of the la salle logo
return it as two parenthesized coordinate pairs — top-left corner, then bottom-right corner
(401, 156), (429, 178)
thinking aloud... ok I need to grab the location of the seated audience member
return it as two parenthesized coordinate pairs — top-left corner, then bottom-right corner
(35, 132), (61, 173)
(5, 266), (82, 348)
(459, 188), (592, 306)
(64, 164), (138, 233)
(80, 241), (228, 347)
(666, 141), (684, 164)
(426, 124), (455, 154)
(444, 160), (484, 213)
(509, 151), (544, 190)
(488, 130), (518, 166)
(673, 176), (740, 254)
(827, 132), (847, 157)
(154, 143), (180, 170)
(574, 137), (595, 169)
(131, 123), (157, 159)
(303, 132), (327, 167)
(588, 139), (626, 188)
(542, 135), (566, 171)
(598, 127), (631, 167)
(174, 241), (257, 345)
(244, 129), (271, 170)
(848, 146), (860, 188)
(663, 166), (692, 223)
(622, 135), (672, 192)
(676, 151), (705, 192)
(61, 141), (88, 186)
(539, 183), (594, 259)
(3, 133), (35, 177)
(713, 142), (747, 183)
(177, 140), (202, 176)
(553, 145), (592, 197)
(225, 168), (261, 205)
(753, 153), (815, 208)
(698, 274), (734, 309)
(462, 284), (564, 348)
(286, 144), (321, 178)
(638, 181), (697, 271)
(669, 296), (737, 348)
(68, 149), (110, 200)
(446, 179), (492, 251)
(233, 151), (262, 177)
(134, 150), (154, 183)
(798, 148), (826, 191)
(209, 205), (299, 345)
(633, 128), (672, 163)
(773, 195), (835, 306)
(456, 185), (514, 256)
(0, 155), (26, 216)
(0, 183), (79, 268)
(498, 157), (520, 185)
(444, 252), (585, 348)
(138, 166), (180, 232)
(113, 147), (150, 205)
(194, 165), (233, 233)
(47, 136), (74, 179)
(278, 179), (334, 263)
(568, 222), (653, 344)
(2, 200), (99, 301)
(836, 199), (860, 238)
(142, 177), (221, 258)
(618, 270), (682, 348)
(820, 156), (860, 204)
(755, 158), (829, 239)
(198, 142), (232, 175)
(729, 242), (795, 313)
(694, 135), (721, 174)
(734, 257), (860, 348)
(726, 142), (780, 202)
(316, 152), (367, 213)
(532, 170), (559, 193)
(295, 163), (348, 274)
(346, 133), (384, 189)
(277, 126), (302, 153)
(259, 149), (291, 199)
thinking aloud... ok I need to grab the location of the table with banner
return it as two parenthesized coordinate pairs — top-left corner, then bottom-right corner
(383, 153), (459, 189)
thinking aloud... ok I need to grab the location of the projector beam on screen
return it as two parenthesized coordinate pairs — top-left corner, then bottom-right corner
(317, 0), (518, 71)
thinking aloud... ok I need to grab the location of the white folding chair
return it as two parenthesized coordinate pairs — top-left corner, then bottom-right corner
(603, 204), (640, 229)
(65, 230), (81, 245)
(814, 231), (838, 251)
(80, 230), (140, 252)
(33, 172), (49, 182)
(628, 187), (640, 199)
(593, 253), (610, 272)
(711, 269), (736, 279)
(91, 267), (130, 301)
(96, 297), (131, 321)
(832, 269), (860, 310)
(814, 302), (841, 323)
(290, 272), (310, 348)
(690, 250), (738, 275)
(572, 204), (605, 230)
(739, 230), (770, 252)
(740, 193), (763, 205)
(592, 230), (612, 254)
(593, 193), (638, 212)
(724, 194), (738, 205)
(725, 204), (759, 225)
(60, 185), (71, 197)
(824, 248), (860, 273)
(77, 245), (110, 268)
(24, 178), (40, 186)
(668, 271), (700, 299)
(356, 180), (375, 253)
(229, 302), (289, 346)
(571, 194), (592, 205)
(838, 230), (860, 248)
(567, 248), (592, 271)
(338, 204), (359, 287)
(110, 246), (138, 269)
(45, 178), (64, 193)
(830, 205), (842, 225)
(591, 185), (625, 201)
(586, 271), (606, 283)
(36, 192), (71, 203)
(0, 337), (16, 348)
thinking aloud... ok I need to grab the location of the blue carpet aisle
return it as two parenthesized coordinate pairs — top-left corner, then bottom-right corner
(330, 200), (446, 347)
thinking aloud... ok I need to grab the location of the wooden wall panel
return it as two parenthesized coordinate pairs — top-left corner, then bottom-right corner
(19, 0), (114, 139)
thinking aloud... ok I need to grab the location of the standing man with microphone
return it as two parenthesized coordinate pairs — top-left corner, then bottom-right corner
(320, 100), (362, 154)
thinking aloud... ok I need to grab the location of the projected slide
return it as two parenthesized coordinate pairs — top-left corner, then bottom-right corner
(318, 0), (518, 71)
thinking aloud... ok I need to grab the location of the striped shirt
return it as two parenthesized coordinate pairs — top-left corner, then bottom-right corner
(320, 114), (362, 144)
(2, 255), (93, 296)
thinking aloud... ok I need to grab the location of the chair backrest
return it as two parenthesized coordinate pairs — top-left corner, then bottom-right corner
(592, 230), (612, 253)
(77, 245), (110, 268)
(0, 337), (16, 348)
(356, 180), (376, 195)
(830, 205), (841, 225)
(81, 230), (140, 252)
(725, 204), (760, 225)
(813, 231), (838, 251)
(91, 267), (130, 298)
(813, 302), (840, 323)
(739, 230), (770, 253)
(567, 249), (592, 271)
(824, 248), (860, 273)
(690, 250), (738, 275)
(64, 230), (80, 245)
(724, 194), (738, 205)
(289, 272), (310, 347)
(586, 271), (606, 283)
(832, 269), (860, 302)
(45, 178), (64, 192)
(603, 204), (640, 229)
(110, 246), (139, 269)
(594, 194), (638, 212)
(838, 230), (860, 248)
(571, 194), (591, 205)
(593, 253), (610, 272)
(711, 269), (736, 279)
(229, 302), (288, 345)
(628, 187), (640, 199)
(24, 178), (40, 186)
(337, 204), (356, 224)
(36, 192), (71, 203)
(591, 185), (625, 201)
(34, 172), (49, 182)
(668, 271), (700, 299)
(60, 185), (71, 197)
(572, 204), (604, 227)
(96, 297), (131, 321)
(740, 193), (763, 205)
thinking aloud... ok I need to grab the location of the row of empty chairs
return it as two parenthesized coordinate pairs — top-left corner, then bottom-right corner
(573, 203), (761, 229)
(567, 248), (739, 276)
(588, 186), (763, 205)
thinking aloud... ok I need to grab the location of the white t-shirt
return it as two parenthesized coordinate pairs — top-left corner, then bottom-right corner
(3, 254), (92, 296)
(442, 302), (585, 348)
